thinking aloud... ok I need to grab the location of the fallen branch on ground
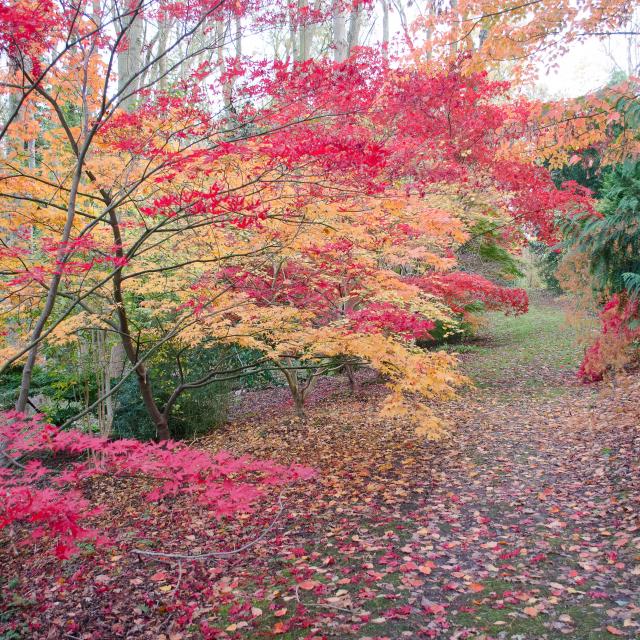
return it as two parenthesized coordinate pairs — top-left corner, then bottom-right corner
(131, 493), (286, 561)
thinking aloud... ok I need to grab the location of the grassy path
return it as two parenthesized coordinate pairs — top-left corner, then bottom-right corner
(408, 295), (639, 638)
(452, 294), (585, 398)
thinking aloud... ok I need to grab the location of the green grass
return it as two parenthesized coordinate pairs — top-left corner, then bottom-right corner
(452, 597), (609, 639)
(447, 576), (613, 639)
(444, 296), (594, 399)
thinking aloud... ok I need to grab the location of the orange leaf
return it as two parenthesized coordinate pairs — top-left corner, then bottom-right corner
(150, 571), (168, 582)
(298, 580), (319, 591)
(272, 622), (287, 635)
(468, 583), (484, 593)
(274, 608), (287, 617)
(523, 606), (539, 617)
(419, 561), (435, 575)
(606, 626), (625, 636)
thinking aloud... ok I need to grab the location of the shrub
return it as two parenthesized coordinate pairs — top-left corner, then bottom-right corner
(0, 411), (313, 559)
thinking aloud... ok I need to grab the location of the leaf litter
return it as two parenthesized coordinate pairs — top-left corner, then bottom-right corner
(1, 298), (639, 639)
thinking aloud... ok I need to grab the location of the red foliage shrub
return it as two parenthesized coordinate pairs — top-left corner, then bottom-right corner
(579, 295), (640, 382)
(0, 412), (313, 559)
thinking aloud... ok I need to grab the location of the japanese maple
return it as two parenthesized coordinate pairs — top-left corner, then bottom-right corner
(1, 411), (312, 558)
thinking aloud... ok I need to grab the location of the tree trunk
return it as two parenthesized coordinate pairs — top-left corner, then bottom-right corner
(107, 208), (170, 440)
(157, 14), (170, 93)
(15, 166), (83, 412)
(450, 0), (459, 54)
(289, 13), (299, 61)
(347, 5), (362, 56)
(281, 364), (305, 418)
(293, 390), (306, 419)
(279, 359), (320, 420)
(116, 0), (144, 111)
(298, 0), (308, 61)
(216, 18), (237, 114)
(297, 0), (319, 61)
(133, 361), (170, 440)
(332, 1), (348, 62)
(381, 0), (389, 55)
(344, 362), (359, 395)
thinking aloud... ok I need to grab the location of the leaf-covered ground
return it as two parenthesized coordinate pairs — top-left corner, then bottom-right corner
(2, 295), (639, 639)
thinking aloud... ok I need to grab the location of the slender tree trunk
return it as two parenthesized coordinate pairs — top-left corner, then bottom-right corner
(107, 207), (170, 440)
(332, 1), (348, 62)
(289, 13), (299, 61)
(157, 15), (170, 93)
(96, 329), (115, 438)
(297, 0), (319, 61)
(116, 0), (144, 110)
(450, 0), (459, 54)
(381, 0), (389, 55)
(15, 167), (83, 412)
(298, 0), (308, 61)
(234, 16), (242, 58)
(216, 19), (235, 112)
(347, 5), (362, 56)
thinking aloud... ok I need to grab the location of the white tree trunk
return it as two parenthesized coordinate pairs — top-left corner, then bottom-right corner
(332, 1), (348, 62)
(347, 5), (362, 55)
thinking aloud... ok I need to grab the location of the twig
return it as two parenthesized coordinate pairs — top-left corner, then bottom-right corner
(171, 560), (183, 601)
(131, 493), (285, 561)
(293, 584), (355, 613)
(0, 447), (27, 470)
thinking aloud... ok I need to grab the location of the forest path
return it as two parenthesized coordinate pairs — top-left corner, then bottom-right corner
(196, 294), (639, 639)
(3, 296), (638, 640)
(396, 295), (640, 639)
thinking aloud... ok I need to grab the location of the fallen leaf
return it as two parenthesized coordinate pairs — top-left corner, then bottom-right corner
(419, 561), (436, 574)
(272, 622), (287, 634)
(150, 571), (168, 582)
(298, 580), (319, 591)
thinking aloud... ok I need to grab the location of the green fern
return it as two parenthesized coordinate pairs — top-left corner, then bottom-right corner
(622, 272), (640, 300)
